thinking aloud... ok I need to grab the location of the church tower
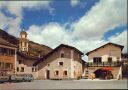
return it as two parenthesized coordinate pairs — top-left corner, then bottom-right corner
(19, 29), (29, 52)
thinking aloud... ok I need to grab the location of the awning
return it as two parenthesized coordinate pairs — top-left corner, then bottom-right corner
(103, 67), (113, 70)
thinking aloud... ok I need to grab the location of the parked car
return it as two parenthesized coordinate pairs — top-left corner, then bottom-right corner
(11, 74), (24, 82)
(11, 74), (34, 82)
(22, 74), (34, 82)
(28, 74), (34, 81)
(0, 76), (9, 83)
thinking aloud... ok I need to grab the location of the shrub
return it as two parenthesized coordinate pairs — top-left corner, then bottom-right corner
(77, 76), (81, 80)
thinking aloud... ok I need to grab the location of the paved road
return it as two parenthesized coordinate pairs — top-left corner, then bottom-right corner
(0, 79), (127, 89)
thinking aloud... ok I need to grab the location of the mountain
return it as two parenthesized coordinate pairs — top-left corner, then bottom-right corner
(0, 29), (18, 45)
(0, 29), (52, 57)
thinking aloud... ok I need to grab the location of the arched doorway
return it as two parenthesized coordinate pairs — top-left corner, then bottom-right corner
(94, 68), (103, 78)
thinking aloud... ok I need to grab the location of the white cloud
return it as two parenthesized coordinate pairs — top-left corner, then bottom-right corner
(72, 0), (127, 40)
(0, 1), (52, 37)
(0, 12), (11, 29)
(71, 0), (80, 7)
(0, 10), (22, 36)
(27, 23), (73, 48)
(0, 1), (51, 18)
(109, 30), (127, 53)
(7, 17), (22, 36)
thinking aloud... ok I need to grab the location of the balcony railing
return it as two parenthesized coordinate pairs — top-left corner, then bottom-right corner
(85, 61), (123, 67)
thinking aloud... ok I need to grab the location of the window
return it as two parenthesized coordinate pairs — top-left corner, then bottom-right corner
(99, 58), (102, 63)
(24, 48), (26, 51)
(10, 49), (15, 55)
(32, 67), (37, 72)
(35, 68), (37, 72)
(19, 60), (22, 64)
(60, 52), (64, 58)
(55, 70), (59, 76)
(23, 42), (25, 47)
(1, 62), (4, 69)
(2, 48), (7, 55)
(10, 63), (13, 69)
(17, 67), (19, 72)
(63, 70), (68, 76)
(93, 57), (102, 63)
(5, 63), (11, 69)
(21, 67), (24, 72)
(25, 42), (27, 47)
(93, 58), (97, 63)
(32, 67), (34, 72)
(108, 57), (112, 63)
(59, 62), (63, 66)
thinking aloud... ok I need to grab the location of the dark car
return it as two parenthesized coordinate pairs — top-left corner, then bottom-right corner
(11, 74), (34, 82)
(0, 76), (9, 83)
(22, 74), (34, 82)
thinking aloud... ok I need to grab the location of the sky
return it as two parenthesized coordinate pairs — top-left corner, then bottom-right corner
(0, 0), (127, 60)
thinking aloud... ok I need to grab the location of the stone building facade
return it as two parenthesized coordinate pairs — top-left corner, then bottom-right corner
(33, 44), (84, 79)
(84, 43), (124, 79)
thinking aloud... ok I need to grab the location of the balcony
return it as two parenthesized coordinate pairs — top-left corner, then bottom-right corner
(85, 61), (123, 67)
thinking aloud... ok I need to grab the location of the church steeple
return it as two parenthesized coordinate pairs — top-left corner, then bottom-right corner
(19, 28), (29, 52)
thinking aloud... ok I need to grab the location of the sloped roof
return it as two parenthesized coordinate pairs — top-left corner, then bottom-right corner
(86, 42), (124, 56)
(0, 38), (17, 48)
(33, 44), (84, 66)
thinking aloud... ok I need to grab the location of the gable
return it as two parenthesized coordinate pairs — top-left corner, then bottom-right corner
(86, 43), (124, 56)
(33, 44), (83, 66)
